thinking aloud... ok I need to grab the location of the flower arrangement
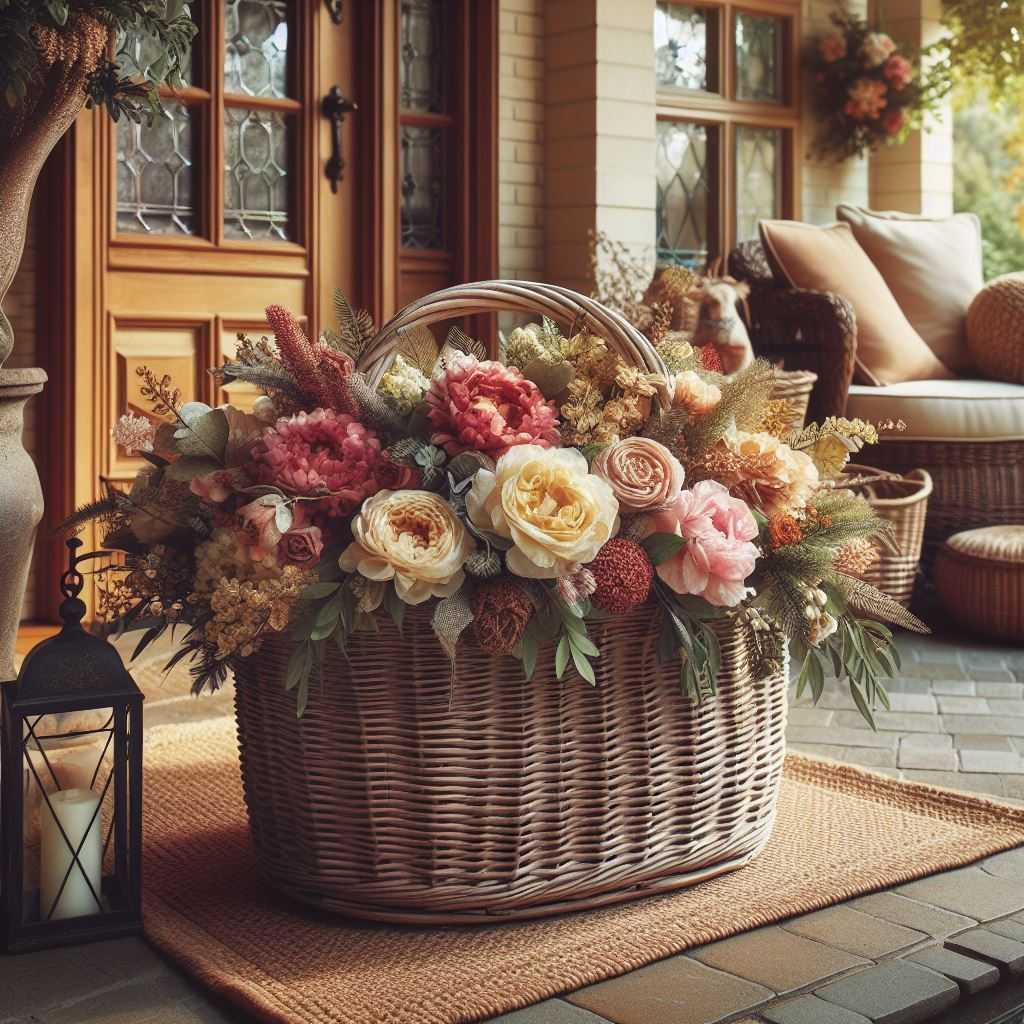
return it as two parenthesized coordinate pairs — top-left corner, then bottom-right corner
(70, 288), (926, 723)
(809, 9), (933, 161)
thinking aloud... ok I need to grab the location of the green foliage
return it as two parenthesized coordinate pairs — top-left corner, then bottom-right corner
(654, 584), (725, 702)
(641, 532), (685, 566)
(0, 1), (196, 121)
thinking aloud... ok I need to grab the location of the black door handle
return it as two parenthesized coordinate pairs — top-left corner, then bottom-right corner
(322, 86), (357, 193)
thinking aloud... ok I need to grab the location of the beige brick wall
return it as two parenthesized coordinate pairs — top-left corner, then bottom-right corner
(499, 0), (546, 289)
(5, 199), (41, 620)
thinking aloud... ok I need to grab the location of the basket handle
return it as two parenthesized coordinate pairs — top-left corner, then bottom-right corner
(357, 279), (673, 408)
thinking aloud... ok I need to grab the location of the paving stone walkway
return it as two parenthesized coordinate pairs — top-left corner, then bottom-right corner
(3, 627), (1024, 1024)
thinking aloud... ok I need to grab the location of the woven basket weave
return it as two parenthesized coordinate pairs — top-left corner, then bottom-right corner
(840, 464), (932, 608)
(232, 281), (789, 924)
(770, 369), (817, 434)
(967, 273), (1024, 384)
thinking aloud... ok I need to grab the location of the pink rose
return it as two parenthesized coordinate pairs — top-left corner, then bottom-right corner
(647, 480), (759, 607)
(883, 54), (913, 90)
(237, 497), (286, 560)
(861, 32), (896, 68)
(818, 32), (847, 63)
(591, 437), (685, 513)
(280, 523), (324, 566)
(883, 109), (906, 136)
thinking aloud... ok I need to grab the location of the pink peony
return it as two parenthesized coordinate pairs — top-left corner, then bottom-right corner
(818, 32), (847, 63)
(883, 54), (913, 90)
(425, 352), (560, 457)
(253, 407), (385, 516)
(844, 78), (888, 121)
(647, 480), (759, 607)
(882, 108), (906, 136)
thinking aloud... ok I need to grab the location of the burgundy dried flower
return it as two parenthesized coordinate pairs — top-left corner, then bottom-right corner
(589, 538), (654, 615)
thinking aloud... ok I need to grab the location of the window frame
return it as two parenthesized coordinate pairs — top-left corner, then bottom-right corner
(655, 0), (801, 268)
(107, 1), (316, 275)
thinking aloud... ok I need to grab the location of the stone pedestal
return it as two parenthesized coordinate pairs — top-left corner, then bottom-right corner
(0, 367), (46, 680)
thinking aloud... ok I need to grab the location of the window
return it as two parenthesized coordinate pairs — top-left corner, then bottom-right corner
(654, 1), (800, 269)
(116, 1), (305, 248)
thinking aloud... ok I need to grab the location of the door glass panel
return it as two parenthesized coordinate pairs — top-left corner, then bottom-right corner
(735, 12), (783, 103)
(116, 104), (196, 236)
(400, 0), (446, 113)
(735, 126), (782, 242)
(223, 108), (291, 241)
(401, 126), (445, 250)
(225, 0), (290, 99)
(655, 2), (716, 93)
(656, 120), (714, 268)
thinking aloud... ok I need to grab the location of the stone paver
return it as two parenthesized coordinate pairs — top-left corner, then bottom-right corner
(936, 696), (991, 715)
(981, 848), (1024, 881)
(489, 1001), (611, 1024)
(847, 893), (976, 938)
(987, 699), (1024, 716)
(815, 960), (959, 1024)
(986, 918), (1024, 943)
(886, 693), (937, 714)
(898, 742), (957, 771)
(900, 733), (953, 749)
(941, 715), (1024, 736)
(905, 947), (1001, 995)
(690, 925), (869, 994)
(786, 726), (899, 749)
(978, 682), (1024, 698)
(762, 993), (873, 1024)
(789, 743), (897, 769)
(959, 749), (1024, 774)
(787, 706), (835, 727)
(957, 734), (1015, 751)
(566, 956), (772, 1024)
(932, 680), (976, 696)
(833, 711), (943, 734)
(898, 868), (1024, 921)
(946, 929), (1024, 976)
(782, 906), (926, 958)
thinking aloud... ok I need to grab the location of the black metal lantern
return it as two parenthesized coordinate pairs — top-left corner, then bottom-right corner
(2, 539), (143, 952)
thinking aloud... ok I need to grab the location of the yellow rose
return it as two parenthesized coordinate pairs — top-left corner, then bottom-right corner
(339, 490), (475, 604)
(467, 445), (620, 579)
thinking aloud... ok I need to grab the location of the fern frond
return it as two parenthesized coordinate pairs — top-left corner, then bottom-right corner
(59, 495), (121, 535)
(757, 568), (815, 644)
(685, 359), (774, 455)
(216, 363), (312, 406)
(396, 325), (440, 376)
(446, 325), (487, 361)
(830, 573), (930, 633)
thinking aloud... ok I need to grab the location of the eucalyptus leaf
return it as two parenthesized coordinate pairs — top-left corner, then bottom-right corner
(174, 408), (229, 460)
(555, 635), (570, 679)
(641, 532), (686, 566)
(522, 358), (573, 399)
(164, 455), (220, 482)
(521, 627), (539, 681)
(302, 581), (341, 600)
(570, 644), (596, 685)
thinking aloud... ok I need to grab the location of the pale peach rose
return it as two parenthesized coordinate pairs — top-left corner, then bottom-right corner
(818, 32), (847, 63)
(591, 437), (685, 513)
(339, 490), (474, 604)
(861, 31), (895, 68)
(237, 496), (287, 560)
(674, 370), (722, 416)
(467, 445), (619, 579)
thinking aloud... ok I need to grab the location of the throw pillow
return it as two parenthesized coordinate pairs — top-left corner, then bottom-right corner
(758, 220), (954, 386)
(836, 205), (983, 373)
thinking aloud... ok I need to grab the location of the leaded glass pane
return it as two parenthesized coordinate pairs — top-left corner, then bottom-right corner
(655, 2), (712, 92)
(401, 126), (445, 249)
(116, 103), (195, 235)
(656, 120), (713, 268)
(400, 0), (446, 113)
(735, 12), (783, 103)
(224, 108), (291, 241)
(735, 126), (782, 242)
(225, 0), (290, 99)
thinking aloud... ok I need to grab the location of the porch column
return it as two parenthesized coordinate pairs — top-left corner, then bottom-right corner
(869, 0), (953, 215)
(543, 0), (657, 293)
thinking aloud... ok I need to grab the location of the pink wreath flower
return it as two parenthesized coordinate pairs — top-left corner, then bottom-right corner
(883, 54), (913, 90)
(883, 109), (907, 136)
(425, 352), (560, 458)
(253, 408), (385, 516)
(818, 32), (847, 63)
(844, 78), (888, 121)
(646, 480), (759, 608)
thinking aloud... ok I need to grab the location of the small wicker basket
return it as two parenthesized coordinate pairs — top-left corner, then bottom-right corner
(232, 281), (790, 924)
(770, 368), (818, 435)
(839, 463), (933, 608)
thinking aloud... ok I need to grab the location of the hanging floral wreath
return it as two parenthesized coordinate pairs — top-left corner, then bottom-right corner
(808, 10), (936, 161)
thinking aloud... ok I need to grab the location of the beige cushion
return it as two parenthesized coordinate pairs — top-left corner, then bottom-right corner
(846, 378), (1024, 441)
(837, 205), (983, 373)
(759, 219), (953, 386)
(946, 525), (1024, 566)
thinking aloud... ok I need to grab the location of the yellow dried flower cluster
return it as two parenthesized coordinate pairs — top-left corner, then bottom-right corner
(760, 399), (800, 440)
(204, 565), (314, 659)
(193, 528), (277, 595)
(505, 325), (547, 369)
(378, 353), (429, 413)
(654, 335), (697, 373)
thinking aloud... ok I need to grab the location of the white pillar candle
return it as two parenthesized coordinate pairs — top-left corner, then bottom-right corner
(39, 788), (103, 921)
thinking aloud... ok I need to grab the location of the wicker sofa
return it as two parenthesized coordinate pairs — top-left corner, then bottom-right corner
(729, 239), (1024, 554)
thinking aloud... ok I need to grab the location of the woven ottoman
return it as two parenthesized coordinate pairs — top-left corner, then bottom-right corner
(967, 273), (1024, 384)
(934, 525), (1024, 642)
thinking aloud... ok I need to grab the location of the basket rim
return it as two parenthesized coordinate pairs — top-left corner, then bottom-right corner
(842, 463), (934, 507)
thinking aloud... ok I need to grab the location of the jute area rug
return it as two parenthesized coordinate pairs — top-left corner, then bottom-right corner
(143, 717), (1024, 1024)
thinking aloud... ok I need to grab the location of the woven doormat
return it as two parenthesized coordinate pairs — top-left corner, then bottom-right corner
(142, 718), (1024, 1024)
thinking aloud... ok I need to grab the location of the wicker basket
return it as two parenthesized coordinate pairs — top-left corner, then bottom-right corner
(967, 273), (1024, 384)
(232, 281), (789, 924)
(770, 369), (818, 434)
(839, 463), (933, 608)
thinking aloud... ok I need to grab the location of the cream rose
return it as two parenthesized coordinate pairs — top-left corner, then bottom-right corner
(467, 445), (620, 579)
(674, 370), (722, 416)
(591, 437), (685, 513)
(339, 490), (475, 604)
